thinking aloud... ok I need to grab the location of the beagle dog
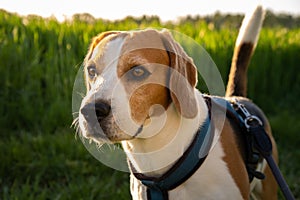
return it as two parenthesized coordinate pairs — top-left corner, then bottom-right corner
(77, 6), (278, 200)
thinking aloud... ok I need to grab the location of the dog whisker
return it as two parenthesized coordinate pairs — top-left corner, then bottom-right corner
(71, 117), (79, 127)
(75, 126), (81, 140)
(71, 117), (82, 140)
(107, 143), (114, 151)
(96, 142), (105, 152)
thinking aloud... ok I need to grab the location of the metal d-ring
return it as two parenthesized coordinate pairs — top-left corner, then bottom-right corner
(244, 115), (263, 129)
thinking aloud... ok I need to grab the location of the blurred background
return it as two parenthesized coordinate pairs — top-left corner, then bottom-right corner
(0, 0), (299, 199)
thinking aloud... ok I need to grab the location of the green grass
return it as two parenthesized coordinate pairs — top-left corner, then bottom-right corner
(0, 10), (299, 199)
(0, 129), (130, 200)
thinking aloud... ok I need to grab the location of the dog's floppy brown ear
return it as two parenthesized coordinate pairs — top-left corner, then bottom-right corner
(160, 30), (198, 118)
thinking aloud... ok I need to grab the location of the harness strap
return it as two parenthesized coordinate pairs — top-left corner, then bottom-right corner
(228, 98), (295, 200)
(210, 96), (266, 181)
(143, 155), (207, 200)
(130, 109), (214, 200)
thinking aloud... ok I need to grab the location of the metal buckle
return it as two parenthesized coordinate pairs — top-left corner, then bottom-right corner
(244, 115), (263, 129)
(232, 98), (263, 129)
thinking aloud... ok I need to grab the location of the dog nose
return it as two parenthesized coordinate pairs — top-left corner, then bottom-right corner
(95, 101), (111, 120)
(80, 101), (111, 121)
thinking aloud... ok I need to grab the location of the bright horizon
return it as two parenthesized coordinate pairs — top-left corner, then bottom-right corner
(1, 0), (300, 22)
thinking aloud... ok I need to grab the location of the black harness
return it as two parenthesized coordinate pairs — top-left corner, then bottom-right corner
(130, 96), (295, 200)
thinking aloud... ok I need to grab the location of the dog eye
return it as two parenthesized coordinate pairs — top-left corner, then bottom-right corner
(87, 65), (97, 78)
(129, 66), (150, 81)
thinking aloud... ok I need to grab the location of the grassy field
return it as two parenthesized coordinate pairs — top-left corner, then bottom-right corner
(0, 10), (299, 199)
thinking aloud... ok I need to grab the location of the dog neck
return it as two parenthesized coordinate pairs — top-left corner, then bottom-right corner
(122, 90), (208, 177)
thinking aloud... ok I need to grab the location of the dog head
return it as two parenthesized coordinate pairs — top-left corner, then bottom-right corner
(79, 29), (198, 142)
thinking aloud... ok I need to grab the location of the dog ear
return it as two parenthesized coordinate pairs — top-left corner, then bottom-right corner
(160, 30), (198, 118)
(83, 31), (120, 91)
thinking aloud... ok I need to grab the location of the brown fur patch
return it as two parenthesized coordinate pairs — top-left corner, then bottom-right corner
(117, 30), (171, 123)
(220, 120), (250, 199)
(226, 42), (254, 97)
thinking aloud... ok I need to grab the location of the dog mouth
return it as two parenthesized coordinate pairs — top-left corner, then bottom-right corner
(78, 114), (109, 141)
(132, 124), (144, 138)
(79, 111), (146, 143)
(79, 99), (155, 143)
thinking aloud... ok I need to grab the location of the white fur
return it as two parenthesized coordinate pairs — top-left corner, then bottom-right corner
(122, 90), (208, 176)
(236, 5), (265, 48)
(79, 36), (126, 139)
(92, 36), (125, 100)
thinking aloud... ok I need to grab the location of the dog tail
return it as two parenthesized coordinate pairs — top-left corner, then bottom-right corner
(226, 6), (265, 97)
